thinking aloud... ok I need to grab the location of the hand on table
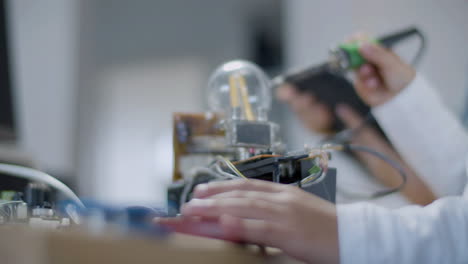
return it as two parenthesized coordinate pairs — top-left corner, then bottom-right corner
(156, 180), (339, 264)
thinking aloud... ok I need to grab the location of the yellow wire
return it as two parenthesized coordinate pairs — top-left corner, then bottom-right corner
(236, 74), (256, 121)
(219, 156), (248, 179)
(228, 75), (240, 108)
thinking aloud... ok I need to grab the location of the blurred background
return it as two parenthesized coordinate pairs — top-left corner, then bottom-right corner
(0, 0), (467, 204)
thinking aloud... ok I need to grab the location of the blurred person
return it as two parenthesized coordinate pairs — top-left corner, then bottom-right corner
(158, 40), (468, 263)
(276, 59), (436, 207)
(275, 33), (438, 207)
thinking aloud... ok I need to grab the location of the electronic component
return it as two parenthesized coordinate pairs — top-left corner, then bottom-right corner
(207, 60), (283, 159)
(173, 113), (230, 181)
(168, 60), (337, 213)
(168, 154), (337, 215)
(168, 59), (409, 213)
(0, 163), (168, 235)
(0, 164), (81, 228)
(25, 182), (53, 209)
(0, 184), (70, 229)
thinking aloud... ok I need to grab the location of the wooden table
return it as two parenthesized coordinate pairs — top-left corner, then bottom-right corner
(0, 226), (302, 264)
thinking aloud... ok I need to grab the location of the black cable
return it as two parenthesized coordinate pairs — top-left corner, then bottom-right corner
(378, 27), (426, 67)
(409, 30), (426, 67)
(343, 144), (408, 199)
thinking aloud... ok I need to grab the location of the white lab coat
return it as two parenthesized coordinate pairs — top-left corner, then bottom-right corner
(337, 74), (468, 263)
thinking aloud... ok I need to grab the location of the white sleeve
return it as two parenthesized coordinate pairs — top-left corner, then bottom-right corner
(337, 75), (468, 263)
(338, 198), (468, 264)
(372, 74), (468, 196)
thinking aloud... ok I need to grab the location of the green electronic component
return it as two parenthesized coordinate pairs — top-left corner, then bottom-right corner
(338, 39), (379, 69)
(308, 165), (321, 175)
(0, 191), (16, 201)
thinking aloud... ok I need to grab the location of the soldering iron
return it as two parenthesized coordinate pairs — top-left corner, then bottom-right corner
(272, 27), (426, 133)
(273, 26), (426, 87)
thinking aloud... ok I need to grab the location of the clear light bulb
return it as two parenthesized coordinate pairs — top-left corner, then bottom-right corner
(207, 60), (272, 121)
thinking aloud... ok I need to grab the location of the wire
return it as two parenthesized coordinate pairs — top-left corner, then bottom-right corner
(237, 74), (256, 121)
(296, 147), (330, 186)
(232, 154), (281, 166)
(181, 166), (239, 204)
(0, 163), (85, 208)
(297, 169), (327, 187)
(345, 144), (407, 198)
(229, 75), (240, 108)
(325, 143), (408, 199)
(298, 143), (407, 199)
(229, 74), (255, 121)
(217, 154), (326, 186)
(215, 156), (248, 179)
(0, 201), (24, 206)
(378, 27), (426, 67)
(211, 165), (239, 179)
(210, 144), (405, 199)
(410, 30), (426, 67)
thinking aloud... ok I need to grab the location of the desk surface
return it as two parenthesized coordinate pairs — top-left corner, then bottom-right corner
(0, 226), (301, 264)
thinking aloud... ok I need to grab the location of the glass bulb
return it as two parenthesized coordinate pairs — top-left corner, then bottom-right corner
(207, 60), (271, 121)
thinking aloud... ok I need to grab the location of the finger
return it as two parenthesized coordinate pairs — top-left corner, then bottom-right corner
(276, 84), (298, 103)
(209, 189), (282, 201)
(219, 214), (288, 248)
(353, 78), (371, 103)
(154, 216), (226, 239)
(181, 198), (283, 222)
(335, 104), (365, 130)
(193, 179), (284, 198)
(354, 77), (387, 107)
(365, 77), (381, 89)
(359, 43), (396, 69)
(357, 64), (375, 79)
(345, 31), (372, 43)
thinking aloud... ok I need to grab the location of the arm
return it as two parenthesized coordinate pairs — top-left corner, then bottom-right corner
(338, 197), (468, 264)
(156, 38), (468, 264)
(277, 40), (441, 205)
(336, 104), (436, 205)
(353, 41), (468, 196)
(157, 179), (468, 264)
(371, 75), (468, 196)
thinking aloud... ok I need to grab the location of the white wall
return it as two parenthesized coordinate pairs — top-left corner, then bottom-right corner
(10, 0), (464, 204)
(7, 0), (78, 177)
(7, 0), (280, 203)
(75, 0), (260, 203)
(84, 60), (208, 204)
(283, 0), (468, 149)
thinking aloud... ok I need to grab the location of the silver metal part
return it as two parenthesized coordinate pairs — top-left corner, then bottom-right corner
(32, 207), (54, 218)
(328, 48), (350, 71)
(16, 202), (28, 220)
(224, 120), (276, 149)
